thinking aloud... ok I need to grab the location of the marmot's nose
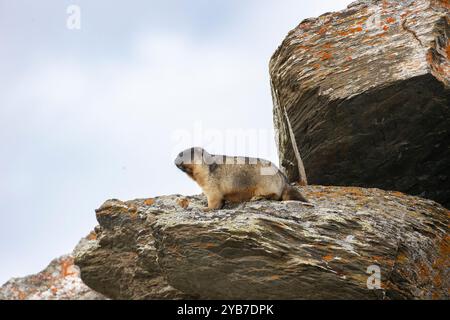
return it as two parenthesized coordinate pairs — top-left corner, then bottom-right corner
(175, 160), (186, 172)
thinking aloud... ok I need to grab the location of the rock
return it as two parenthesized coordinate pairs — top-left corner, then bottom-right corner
(75, 187), (449, 299)
(74, 198), (191, 300)
(270, 0), (450, 207)
(0, 253), (105, 300)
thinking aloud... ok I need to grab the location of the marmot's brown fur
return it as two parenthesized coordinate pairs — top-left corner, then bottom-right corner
(175, 147), (308, 210)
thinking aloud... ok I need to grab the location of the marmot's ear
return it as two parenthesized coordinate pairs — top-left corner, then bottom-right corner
(209, 162), (218, 173)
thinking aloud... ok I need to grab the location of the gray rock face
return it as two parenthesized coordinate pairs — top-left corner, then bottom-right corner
(270, 0), (450, 207)
(0, 253), (105, 300)
(75, 187), (449, 300)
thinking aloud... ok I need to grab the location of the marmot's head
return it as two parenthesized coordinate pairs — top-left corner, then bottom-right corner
(174, 147), (213, 177)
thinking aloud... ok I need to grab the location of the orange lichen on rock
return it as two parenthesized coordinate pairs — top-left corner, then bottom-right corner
(386, 17), (396, 24)
(338, 26), (363, 37)
(418, 261), (431, 278)
(400, 11), (409, 19)
(323, 254), (334, 262)
(321, 52), (333, 60)
(318, 27), (328, 35)
(144, 198), (155, 206)
(433, 235), (450, 269)
(339, 187), (366, 197)
(390, 191), (405, 197)
(295, 45), (310, 51)
(396, 252), (408, 264)
(307, 190), (327, 198)
(446, 44), (450, 59)
(18, 290), (27, 300)
(60, 258), (76, 277)
(127, 205), (138, 219)
(87, 231), (97, 240)
(371, 256), (383, 261)
(430, 235), (449, 298)
(433, 0), (450, 9)
(177, 198), (189, 209)
(355, 16), (368, 25)
(197, 242), (216, 249)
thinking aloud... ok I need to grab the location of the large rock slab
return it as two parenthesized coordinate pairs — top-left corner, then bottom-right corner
(75, 186), (449, 299)
(270, 0), (450, 207)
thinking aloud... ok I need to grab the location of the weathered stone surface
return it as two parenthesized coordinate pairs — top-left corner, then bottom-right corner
(270, 0), (450, 207)
(0, 253), (105, 300)
(75, 187), (449, 300)
(74, 199), (191, 300)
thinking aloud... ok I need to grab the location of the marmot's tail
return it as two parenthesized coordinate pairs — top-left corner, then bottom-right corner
(282, 185), (309, 202)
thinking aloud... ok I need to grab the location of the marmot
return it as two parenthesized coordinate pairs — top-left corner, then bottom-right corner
(174, 147), (308, 210)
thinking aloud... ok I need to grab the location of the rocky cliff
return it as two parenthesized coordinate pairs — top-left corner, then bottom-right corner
(270, 0), (450, 207)
(73, 186), (449, 300)
(0, 254), (105, 300)
(1, 0), (448, 301)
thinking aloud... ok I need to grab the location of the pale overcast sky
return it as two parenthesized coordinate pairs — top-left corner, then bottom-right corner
(0, 0), (350, 284)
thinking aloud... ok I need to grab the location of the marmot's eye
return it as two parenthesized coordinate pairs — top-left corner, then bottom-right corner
(178, 152), (183, 157)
